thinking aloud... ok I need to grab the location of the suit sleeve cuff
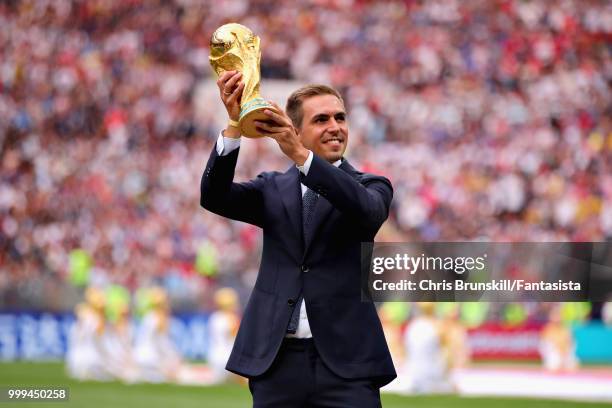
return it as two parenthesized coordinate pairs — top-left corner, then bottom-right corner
(216, 131), (241, 156)
(296, 150), (314, 176)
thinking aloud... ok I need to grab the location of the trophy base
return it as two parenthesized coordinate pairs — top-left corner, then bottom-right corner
(239, 98), (274, 138)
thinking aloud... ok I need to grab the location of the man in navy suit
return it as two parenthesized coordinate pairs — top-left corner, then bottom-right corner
(200, 70), (396, 407)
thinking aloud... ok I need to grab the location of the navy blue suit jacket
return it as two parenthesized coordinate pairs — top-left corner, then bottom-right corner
(200, 145), (397, 386)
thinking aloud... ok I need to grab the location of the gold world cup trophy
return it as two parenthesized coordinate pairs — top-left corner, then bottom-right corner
(209, 23), (273, 138)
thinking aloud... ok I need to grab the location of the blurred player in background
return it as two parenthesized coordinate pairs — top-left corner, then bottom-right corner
(103, 299), (136, 382)
(439, 303), (471, 371)
(603, 299), (612, 326)
(540, 305), (579, 372)
(206, 287), (240, 384)
(404, 302), (455, 393)
(134, 287), (182, 383)
(66, 287), (112, 381)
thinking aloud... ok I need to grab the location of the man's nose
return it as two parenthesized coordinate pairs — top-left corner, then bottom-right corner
(327, 118), (340, 134)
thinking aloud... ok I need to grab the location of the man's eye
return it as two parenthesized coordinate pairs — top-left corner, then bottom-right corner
(336, 116), (345, 122)
(316, 117), (327, 123)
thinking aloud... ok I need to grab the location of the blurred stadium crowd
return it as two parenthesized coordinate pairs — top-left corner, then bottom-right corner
(0, 0), (611, 311)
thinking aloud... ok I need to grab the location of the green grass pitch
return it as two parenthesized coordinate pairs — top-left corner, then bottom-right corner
(1, 363), (611, 408)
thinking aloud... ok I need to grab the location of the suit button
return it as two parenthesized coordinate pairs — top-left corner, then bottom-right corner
(301, 265), (309, 273)
(287, 299), (296, 306)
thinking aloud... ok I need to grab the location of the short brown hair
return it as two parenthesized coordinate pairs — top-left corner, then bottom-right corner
(286, 84), (345, 128)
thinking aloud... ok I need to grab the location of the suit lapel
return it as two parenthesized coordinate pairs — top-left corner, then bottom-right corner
(275, 166), (302, 245)
(303, 159), (358, 257)
(338, 158), (358, 175)
(303, 195), (334, 257)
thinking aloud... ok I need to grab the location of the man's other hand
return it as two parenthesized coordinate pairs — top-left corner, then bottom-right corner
(255, 102), (309, 166)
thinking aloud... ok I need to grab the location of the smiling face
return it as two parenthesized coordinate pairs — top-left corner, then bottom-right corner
(297, 94), (348, 163)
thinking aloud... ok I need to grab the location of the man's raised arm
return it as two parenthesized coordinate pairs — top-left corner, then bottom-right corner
(199, 71), (265, 228)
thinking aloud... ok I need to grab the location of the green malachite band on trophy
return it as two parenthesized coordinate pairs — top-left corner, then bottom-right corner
(239, 98), (271, 121)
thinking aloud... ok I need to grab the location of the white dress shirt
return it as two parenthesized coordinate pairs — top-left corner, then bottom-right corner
(216, 132), (341, 338)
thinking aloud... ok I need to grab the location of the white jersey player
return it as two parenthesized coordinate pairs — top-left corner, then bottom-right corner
(207, 287), (240, 383)
(540, 305), (578, 372)
(66, 287), (112, 381)
(103, 303), (136, 381)
(404, 302), (454, 393)
(134, 287), (182, 382)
